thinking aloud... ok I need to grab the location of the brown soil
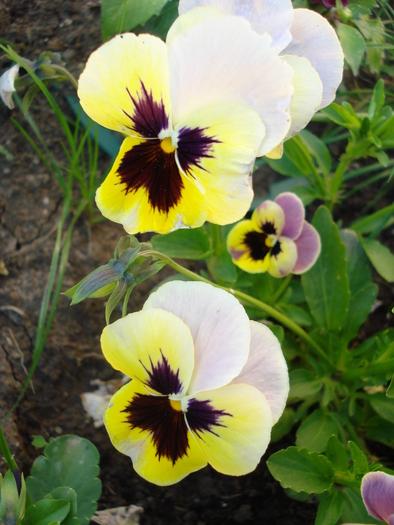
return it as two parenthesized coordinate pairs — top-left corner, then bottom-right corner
(0, 2), (393, 525)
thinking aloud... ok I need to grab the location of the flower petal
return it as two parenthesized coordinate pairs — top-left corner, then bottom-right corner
(184, 383), (272, 475)
(178, 0), (294, 51)
(281, 55), (323, 139)
(231, 321), (289, 424)
(267, 236), (297, 278)
(168, 14), (294, 156)
(143, 281), (251, 394)
(227, 221), (271, 274)
(361, 472), (394, 523)
(292, 221), (321, 274)
(0, 64), (19, 110)
(283, 9), (344, 109)
(252, 200), (285, 235)
(78, 33), (171, 136)
(95, 136), (207, 234)
(104, 380), (207, 486)
(101, 308), (195, 396)
(274, 192), (305, 240)
(175, 101), (264, 225)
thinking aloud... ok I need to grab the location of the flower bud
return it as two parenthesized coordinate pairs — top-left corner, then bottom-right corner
(0, 470), (26, 525)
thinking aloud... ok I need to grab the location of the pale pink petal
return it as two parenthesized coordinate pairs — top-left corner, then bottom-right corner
(292, 221), (321, 274)
(168, 15), (294, 156)
(231, 321), (289, 424)
(178, 0), (294, 51)
(143, 281), (251, 394)
(282, 9), (344, 109)
(275, 192), (305, 240)
(362, 472), (394, 523)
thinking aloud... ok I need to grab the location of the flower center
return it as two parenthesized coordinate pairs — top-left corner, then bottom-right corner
(160, 137), (176, 154)
(169, 398), (182, 412)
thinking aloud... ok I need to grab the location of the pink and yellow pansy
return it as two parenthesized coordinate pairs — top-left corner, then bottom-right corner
(78, 15), (295, 234)
(178, 0), (344, 157)
(101, 281), (289, 486)
(227, 192), (321, 277)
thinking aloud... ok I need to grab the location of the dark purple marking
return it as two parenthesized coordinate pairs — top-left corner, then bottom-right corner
(122, 394), (189, 464)
(141, 350), (183, 396)
(117, 139), (184, 214)
(12, 470), (22, 495)
(177, 126), (220, 175)
(261, 221), (276, 235)
(123, 81), (169, 138)
(270, 241), (282, 258)
(186, 398), (231, 438)
(243, 230), (270, 262)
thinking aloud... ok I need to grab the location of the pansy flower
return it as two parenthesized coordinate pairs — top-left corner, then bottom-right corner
(0, 64), (19, 110)
(177, 0), (344, 157)
(227, 192), (321, 277)
(343, 472), (394, 525)
(78, 16), (295, 233)
(101, 281), (289, 485)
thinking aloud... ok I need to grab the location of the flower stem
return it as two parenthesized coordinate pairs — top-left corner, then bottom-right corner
(143, 251), (335, 372)
(0, 425), (18, 471)
(269, 274), (292, 305)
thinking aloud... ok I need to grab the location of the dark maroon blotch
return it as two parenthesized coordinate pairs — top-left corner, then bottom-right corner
(270, 241), (282, 258)
(243, 230), (270, 261)
(142, 351), (183, 396)
(186, 398), (231, 438)
(177, 126), (220, 175)
(261, 221), (276, 235)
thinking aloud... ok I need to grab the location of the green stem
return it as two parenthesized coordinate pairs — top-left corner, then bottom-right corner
(0, 426), (18, 471)
(269, 274), (292, 305)
(143, 251), (335, 372)
(51, 65), (78, 90)
(329, 159), (352, 210)
(341, 359), (394, 382)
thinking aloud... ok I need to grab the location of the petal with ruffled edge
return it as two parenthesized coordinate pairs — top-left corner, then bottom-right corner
(104, 380), (207, 486)
(280, 55), (323, 140)
(95, 136), (207, 234)
(361, 472), (394, 523)
(178, 0), (294, 51)
(101, 308), (195, 397)
(292, 221), (321, 274)
(252, 200), (285, 235)
(168, 14), (293, 156)
(227, 220), (271, 274)
(267, 236), (297, 278)
(175, 101), (264, 225)
(274, 192), (305, 240)
(283, 9), (344, 109)
(184, 383), (272, 475)
(143, 281), (251, 395)
(78, 33), (171, 137)
(231, 321), (289, 424)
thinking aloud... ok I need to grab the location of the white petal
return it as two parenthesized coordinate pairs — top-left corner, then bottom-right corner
(282, 9), (344, 109)
(168, 15), (294, 156)
(144, 281), (251, 394)
(231, 321), (289, 424)
(281, 55), (323, 139)
(178, 0), (294, 50)
(0, 64), (19, 109)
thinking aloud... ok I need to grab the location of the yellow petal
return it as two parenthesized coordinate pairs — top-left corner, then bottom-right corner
(185, 384), (272, 475)
(227, 220), (270, 274)
(101, 308), (195, 396)
(104, 380), (207, 486)
(267, 236), (297, 278)
(252, 201), (285, 235)
(78, 33), (171, 136)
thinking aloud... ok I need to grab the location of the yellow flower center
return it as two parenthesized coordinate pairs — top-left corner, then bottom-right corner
(170, 399), (182, 412)
(265, 234), (278, 248)
(160, 137), (176, 154)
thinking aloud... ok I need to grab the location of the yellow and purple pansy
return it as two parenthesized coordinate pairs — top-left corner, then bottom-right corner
(101, 281), (289, 486)
(78, 14), (296, 234)
(227, 192), (321, 277)
(344, 472), (394, 525)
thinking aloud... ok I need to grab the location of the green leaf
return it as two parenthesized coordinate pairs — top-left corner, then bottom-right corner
(135, 0), (178, 40)
(387, 374), (394, 399)
(337, 23), (366, 76)
(101, 0), (168, 40)
(278, 304), (313, 327)
(267, 447), (335, 494)
(266, 135), (316, 179)
(26, 436), (101, 525)
(368, 79), (385, 120)
(350, 206), (394, 236)
(349, 441), (369, 476)
(47, 488), (80, 525)
(32, 435), (48, 448)
(151, 227), (212, 260)
(340, 488), (381, 525)
(321, 103), (360, 130)
(289, 370), (323, 399)
(296, 410), (339, 453)
(22, 499), (70, 525)
(315, 490), (344, 525)
(340, 284), (378, 344)
(369, 394), (394, 423)
(326, 436), (349, 474)
(361, 238), (394, 282)
(340, 230), (372, 296)
(302, 207), (350, 331)
(299, 130), (332, 177)
(271, 408), (295, 443)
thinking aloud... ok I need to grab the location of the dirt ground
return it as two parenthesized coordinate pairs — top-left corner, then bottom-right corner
(0, 1), (393, 524)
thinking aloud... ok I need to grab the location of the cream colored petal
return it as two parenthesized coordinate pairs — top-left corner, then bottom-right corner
(283, 9), (344, 109)
(78, 33), (171, 135)
(267, 236), (297, 278)
(167, 6), (224, 45)
(178, 0), (294, 50)
(281, 55), (323, 139)
(168, 15), (293, 156)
